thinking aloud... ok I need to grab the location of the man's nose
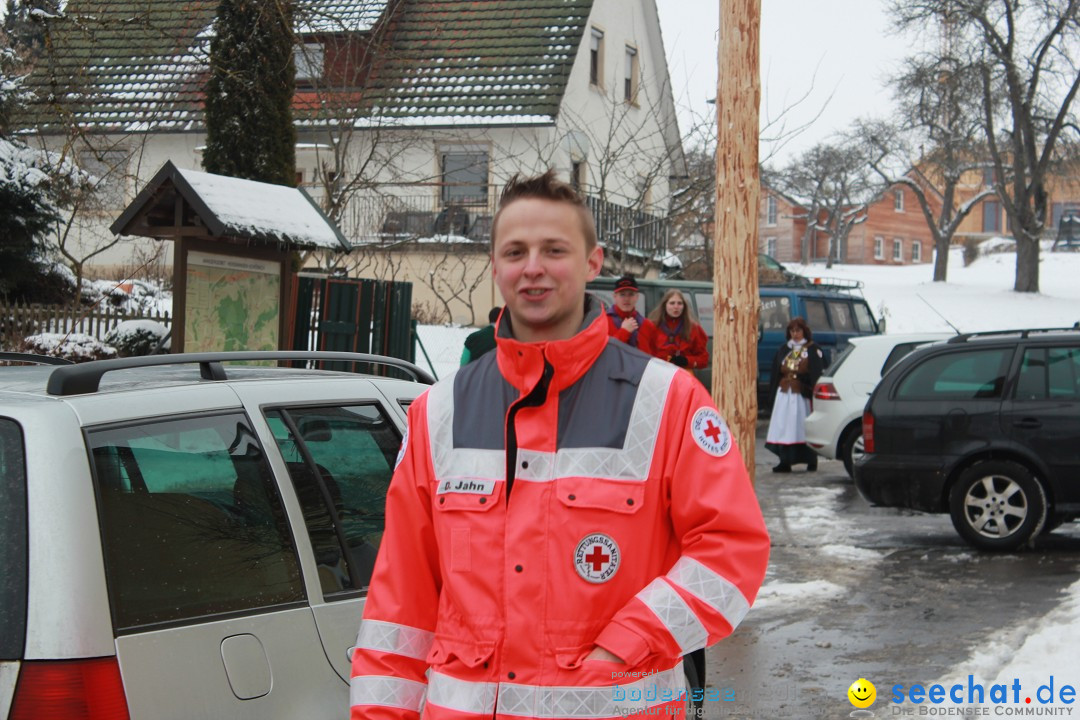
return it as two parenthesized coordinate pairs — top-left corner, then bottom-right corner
(522, 250), (545, 276)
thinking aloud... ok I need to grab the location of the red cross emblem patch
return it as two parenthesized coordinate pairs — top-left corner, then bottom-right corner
(574, 533), (621, 584)
(691, 407), (732, 457)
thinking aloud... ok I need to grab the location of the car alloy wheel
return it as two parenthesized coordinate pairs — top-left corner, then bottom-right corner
(949, 460), (1047, 551)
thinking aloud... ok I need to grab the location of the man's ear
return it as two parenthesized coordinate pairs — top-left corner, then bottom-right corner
(586, 245), (604, 280)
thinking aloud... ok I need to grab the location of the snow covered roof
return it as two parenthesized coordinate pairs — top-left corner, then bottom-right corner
(19, 0), (592, 132)
(296, 0), (389, 33)
(111, 161), (349, 251)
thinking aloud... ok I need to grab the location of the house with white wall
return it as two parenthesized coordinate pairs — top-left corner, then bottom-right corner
(20, 0), (686, 324)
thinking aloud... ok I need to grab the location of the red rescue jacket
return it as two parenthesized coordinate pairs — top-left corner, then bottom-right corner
(642, 320), (710, 370)
(349, 299), (769, 720)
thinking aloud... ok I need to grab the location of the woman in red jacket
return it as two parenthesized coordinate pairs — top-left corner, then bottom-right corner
(643, 289), (710, 370)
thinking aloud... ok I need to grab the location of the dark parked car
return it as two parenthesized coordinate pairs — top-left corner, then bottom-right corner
(854, 328), (1080, 550)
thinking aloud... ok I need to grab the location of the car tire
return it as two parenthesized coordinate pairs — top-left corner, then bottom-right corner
(683, 649), (704, 717)
(949, 461), (1047, 551)
(839, 423), (864, 478)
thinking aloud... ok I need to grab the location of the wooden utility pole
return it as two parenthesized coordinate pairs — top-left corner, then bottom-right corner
(713, 0), (761, 479)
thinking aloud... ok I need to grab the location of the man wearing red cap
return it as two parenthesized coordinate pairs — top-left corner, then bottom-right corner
(349, 170), (769, 720)
(606, 275), (657, 353)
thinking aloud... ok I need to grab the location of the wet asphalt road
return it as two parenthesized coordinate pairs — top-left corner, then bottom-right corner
(699, 425), (1080, 718)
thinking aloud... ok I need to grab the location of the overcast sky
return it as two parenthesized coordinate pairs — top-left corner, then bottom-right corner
(656, 0), (912, 164)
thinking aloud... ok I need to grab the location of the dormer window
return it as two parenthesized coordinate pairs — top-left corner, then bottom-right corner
(295, 42), (325, 83)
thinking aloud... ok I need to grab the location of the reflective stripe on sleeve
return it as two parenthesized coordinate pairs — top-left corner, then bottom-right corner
(666, 556), (751, 631)
(354, 619), (435, 661)
(635, 578), (709, 654)
(349, 675), (427, 712)
(498, 664), (686, 718)
(426, 671), (499, 715)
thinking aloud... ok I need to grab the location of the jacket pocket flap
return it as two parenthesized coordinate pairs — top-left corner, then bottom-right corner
(434, 480), (503, 512)
(426, 636), (496, 668)
(556, 478), (644, 514)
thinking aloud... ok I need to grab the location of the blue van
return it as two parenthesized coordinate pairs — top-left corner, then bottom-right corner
(757, 284), (880, 404)
(587, 273), (880, 404)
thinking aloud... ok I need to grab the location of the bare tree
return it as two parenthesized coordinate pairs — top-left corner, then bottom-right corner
(766, 139), (881, 268)
(858, 43), (996, 282)
(419, 249), (491, 326)
(890, 0), (1080, 292)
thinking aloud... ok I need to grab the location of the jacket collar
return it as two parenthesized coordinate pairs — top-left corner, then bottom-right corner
(495, 295), (610, 394)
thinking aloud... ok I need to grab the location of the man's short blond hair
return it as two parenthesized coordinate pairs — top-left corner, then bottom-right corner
(490, 169), (598, 251)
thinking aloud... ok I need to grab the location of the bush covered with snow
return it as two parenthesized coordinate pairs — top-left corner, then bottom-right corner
(20, 333), (117, 363)
(105, 319), (170, 357)
(81, 278), (170, 315)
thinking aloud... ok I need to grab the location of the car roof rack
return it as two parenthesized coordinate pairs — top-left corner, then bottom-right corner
(46, 351), (435, 396)
(946, 325), (1080, 344)
(0, 352), (75, 366)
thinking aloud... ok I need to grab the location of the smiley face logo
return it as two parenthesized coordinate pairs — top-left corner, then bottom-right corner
(848, 678), (877, 708)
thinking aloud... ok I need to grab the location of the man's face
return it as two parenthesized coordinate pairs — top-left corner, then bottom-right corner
(614, 289), (638, 313)
(492, 198), (603, 343)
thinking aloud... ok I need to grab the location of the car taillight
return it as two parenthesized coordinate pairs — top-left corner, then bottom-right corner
(862, 410), (875, 454)
(814, 382), (840, 400)
(10, 657), (130, 720)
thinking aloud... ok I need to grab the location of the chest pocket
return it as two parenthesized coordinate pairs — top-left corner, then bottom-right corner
(433, 481), (503, 573)
(556, 477), (645, 514)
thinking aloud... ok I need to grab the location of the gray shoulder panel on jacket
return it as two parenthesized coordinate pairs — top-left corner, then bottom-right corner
(557, 340), (651, 449)
(452, 351), (515, 450)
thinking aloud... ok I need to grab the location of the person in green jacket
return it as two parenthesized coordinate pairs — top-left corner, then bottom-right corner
(460, 306), (501, 365)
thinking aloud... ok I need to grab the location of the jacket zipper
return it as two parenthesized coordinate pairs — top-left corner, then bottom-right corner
(504, 360), (554, 502)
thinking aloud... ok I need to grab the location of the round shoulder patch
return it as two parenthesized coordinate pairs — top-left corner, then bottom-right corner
(574, 533), (621, 584)
(691, 407), (732, 457)
(394, 425), (409, 469)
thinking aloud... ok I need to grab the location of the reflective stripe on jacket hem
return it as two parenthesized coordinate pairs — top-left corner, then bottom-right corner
(666, 556), (751, 631)
(350, 675), (427, 712)
(420, 665), (685, 719)
(355, 619), (436, 661)
(636, 579), (709, 654)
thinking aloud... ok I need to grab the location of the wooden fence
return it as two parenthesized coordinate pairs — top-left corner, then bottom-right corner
(0, 301), (172, 351)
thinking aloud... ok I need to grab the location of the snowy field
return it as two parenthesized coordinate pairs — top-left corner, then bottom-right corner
(793, 240), (1080, 334)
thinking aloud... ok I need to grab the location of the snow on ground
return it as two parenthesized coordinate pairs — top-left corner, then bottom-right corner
(414, 324), (473, 381)
(752, 580), (845, 611)
(791, 241), (1080, 334)
(892, 575), (1080, 709)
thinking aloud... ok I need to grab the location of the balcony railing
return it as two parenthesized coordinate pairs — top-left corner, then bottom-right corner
(325, 186), (669, 256)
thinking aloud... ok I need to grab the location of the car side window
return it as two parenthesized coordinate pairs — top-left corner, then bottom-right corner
(266, 405), (401, 597)
(852, 302), (875, 333)
(827, 301), (854, 332)
(1016, 346), (1080, 400)
(881, 343), (921, 376)
(694, 293), (714, 338)
(761, 296), (791, 330)
(804, 299), (830, 330)
(89, 413), (304, 631)
(0, 418), (27, 660)
(896, 349), (1012, 400)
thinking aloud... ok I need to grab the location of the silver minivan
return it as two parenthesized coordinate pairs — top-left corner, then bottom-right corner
(0, 352), (429, 719)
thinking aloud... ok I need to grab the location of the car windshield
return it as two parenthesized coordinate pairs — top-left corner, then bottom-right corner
(0, 418), (27, 660)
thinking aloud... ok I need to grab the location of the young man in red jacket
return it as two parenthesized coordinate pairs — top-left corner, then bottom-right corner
(349, 170), (770, 720)
(606, 275), (657, 353)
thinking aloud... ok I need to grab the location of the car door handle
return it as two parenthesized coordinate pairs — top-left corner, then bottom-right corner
(1012, 418), (1042, 429)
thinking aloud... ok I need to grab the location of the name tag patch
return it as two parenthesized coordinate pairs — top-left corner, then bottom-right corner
(437, 479), (496, 495)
